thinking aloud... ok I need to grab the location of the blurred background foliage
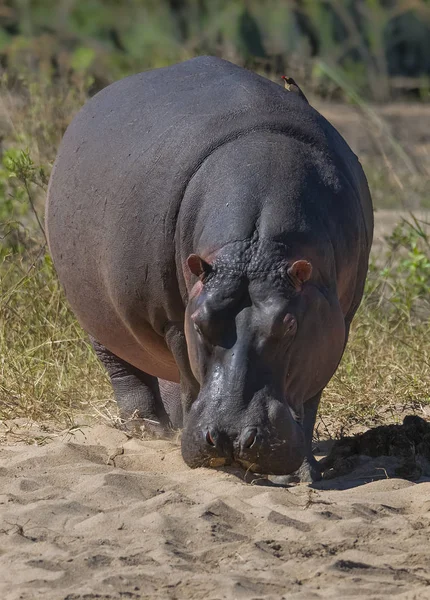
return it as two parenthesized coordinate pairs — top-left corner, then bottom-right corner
(0, 0), (429, 101)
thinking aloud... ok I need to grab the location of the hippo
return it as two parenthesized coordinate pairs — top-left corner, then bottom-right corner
(46, 56), (373, 481)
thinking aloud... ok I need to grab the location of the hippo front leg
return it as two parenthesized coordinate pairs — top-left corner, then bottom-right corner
(90, 337), (171, 433)
(295, 392), (323, 482)
(272, 391), (323, 485)
(158, 379), (183, 429)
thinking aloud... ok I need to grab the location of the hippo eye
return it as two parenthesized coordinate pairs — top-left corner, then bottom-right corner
(283, 314), (297, 335)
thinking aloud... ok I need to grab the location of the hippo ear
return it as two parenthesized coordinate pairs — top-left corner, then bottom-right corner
(287, 260), (312, 288)
(187, 254), (212, 279)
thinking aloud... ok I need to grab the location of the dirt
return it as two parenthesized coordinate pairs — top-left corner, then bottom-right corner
(1, 420), (430, 600)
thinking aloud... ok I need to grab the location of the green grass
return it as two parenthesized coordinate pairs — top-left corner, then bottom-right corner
(363, 163), (430, 210)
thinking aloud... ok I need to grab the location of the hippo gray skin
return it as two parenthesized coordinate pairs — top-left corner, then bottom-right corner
(46, 56), (373, 481)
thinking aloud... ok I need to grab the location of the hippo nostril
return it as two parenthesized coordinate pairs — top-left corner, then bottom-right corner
(205, 430), (216, 446)
(243, 429), (257, 449)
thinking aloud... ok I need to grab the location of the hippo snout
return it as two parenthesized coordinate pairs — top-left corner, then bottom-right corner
(181, 398), (306, 475)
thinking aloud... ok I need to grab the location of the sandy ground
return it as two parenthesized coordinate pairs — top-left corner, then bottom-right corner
(1, 420), (430, 600)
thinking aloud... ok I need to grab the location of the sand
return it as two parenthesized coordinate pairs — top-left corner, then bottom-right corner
(1, 421), (430, 600)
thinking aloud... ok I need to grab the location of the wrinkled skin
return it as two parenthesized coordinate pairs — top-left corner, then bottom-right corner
(46, 56), (373, 480)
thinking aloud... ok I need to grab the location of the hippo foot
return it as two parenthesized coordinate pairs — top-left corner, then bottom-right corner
(270, 456), (322, 485)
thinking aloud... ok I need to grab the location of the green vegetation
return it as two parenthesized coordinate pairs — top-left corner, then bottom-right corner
(0, 75), (112, 424)
(0, 0), (429, 100)
(323, 216), (430, 437)
(0, 1), (429, 432)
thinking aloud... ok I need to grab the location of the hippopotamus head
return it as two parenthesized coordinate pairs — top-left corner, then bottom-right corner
(181, 238), (345, 475)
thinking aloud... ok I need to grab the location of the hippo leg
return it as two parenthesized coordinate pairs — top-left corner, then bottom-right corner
(271, 391), (323, 485)
(288, 322), (353, 483)
(90, 337), (170, 429)
(158, 380), (183, 429)
(295, 392), (323, 482)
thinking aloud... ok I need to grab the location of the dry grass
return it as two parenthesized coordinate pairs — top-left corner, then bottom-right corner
(0, 247), (113, 424)
(0, 74), (113, 426)
(322, 215), (430, 437)
(322, 312), (429, 437)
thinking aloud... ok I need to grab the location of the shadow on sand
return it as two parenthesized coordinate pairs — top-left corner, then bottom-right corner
(221, 415), (430, 491)
(312, 414), (430, 490)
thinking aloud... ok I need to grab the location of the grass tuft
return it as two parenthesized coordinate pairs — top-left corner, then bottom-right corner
(0, 244), (112, 424)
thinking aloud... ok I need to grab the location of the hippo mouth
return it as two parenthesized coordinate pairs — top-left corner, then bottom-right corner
(183, 444), (305, 476)
(181, 404), (306, 476)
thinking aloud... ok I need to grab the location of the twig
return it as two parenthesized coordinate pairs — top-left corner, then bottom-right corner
(23, 179), (47, 244)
